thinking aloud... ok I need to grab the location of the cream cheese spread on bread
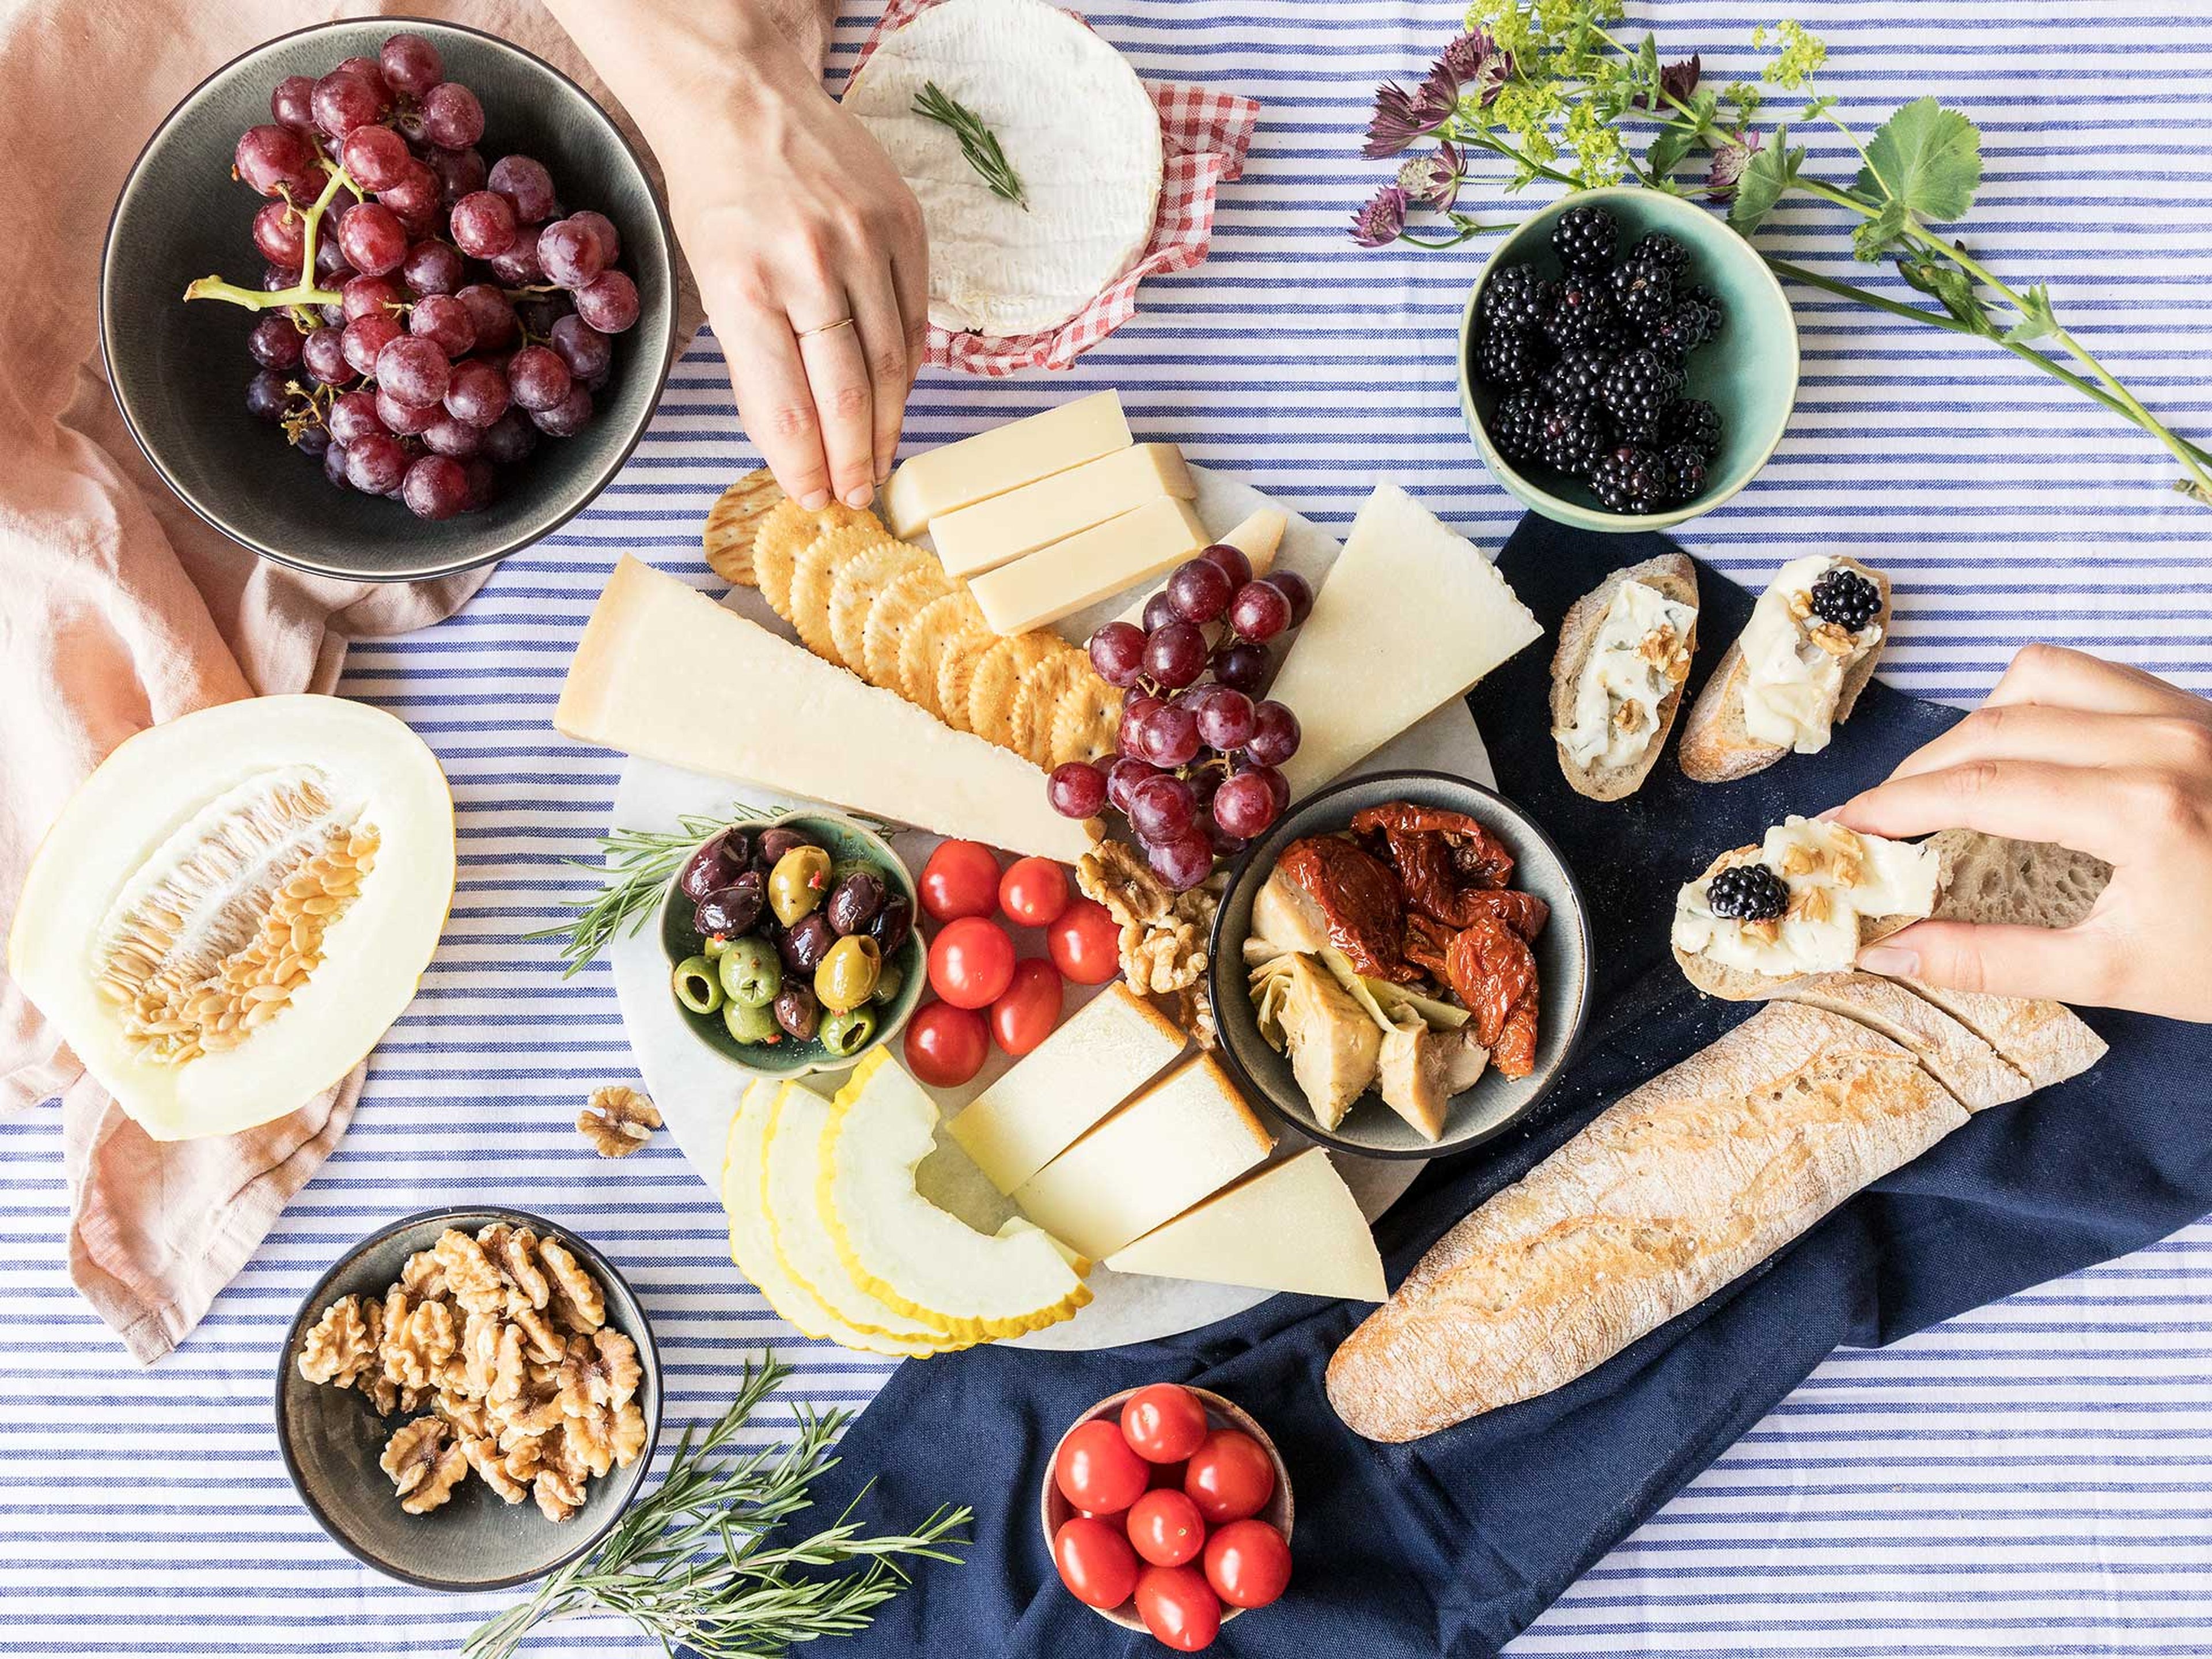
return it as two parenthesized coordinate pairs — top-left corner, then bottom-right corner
(1673, 817), (1939, 977)
(1739, 555), (1882, 752)
(1554, 579), (1698, 769)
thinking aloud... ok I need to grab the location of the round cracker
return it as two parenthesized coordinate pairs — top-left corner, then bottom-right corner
(967, 633), (1062, 752)
(895, 590), (987, 720)
(1010, 649), (1088, 767)
(862, 567), (956, 691)
(789, 523), (894, 661)
(1048, 666), (1123, 767)
(829, 541), (931, 672)
(701, 468), (785, 588)
(935, 631), (996, 735)
(752, 499), (874, 619)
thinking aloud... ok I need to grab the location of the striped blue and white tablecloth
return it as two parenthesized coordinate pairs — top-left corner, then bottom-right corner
(7, 2), (2212, 1653)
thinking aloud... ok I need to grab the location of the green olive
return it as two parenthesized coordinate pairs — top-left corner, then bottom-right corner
(671, 954), (724, 1015)
(722, 996), (781, 1046)
(870, 961), (905, 1007)
(818, 1005), (878, 1058)
(717, 935), (782, 1009)
(813, 934), (882, 1013)
(768, 845), (835, 927)
(702, 933), (735, 960)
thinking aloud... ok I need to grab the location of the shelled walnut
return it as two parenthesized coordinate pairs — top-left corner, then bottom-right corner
(1076, 844), (1225, 1036)
(294, 1222), (646, 1522)
(577, 1084), (660, 1157)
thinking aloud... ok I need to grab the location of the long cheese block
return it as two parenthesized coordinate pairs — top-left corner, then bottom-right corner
(970, 496), (1210, 637)
(882, 391), (1132, 538)
(949, 983), (1188, 1192)
(1112, 506), (1287, 629)
(1270, 483), (1541, 800)
(931, 444), (1197, 579)
(1010, 1054), (1273, 1262)
(555, 556), (1096, 861)
(1105, 1149), (1387, 1302)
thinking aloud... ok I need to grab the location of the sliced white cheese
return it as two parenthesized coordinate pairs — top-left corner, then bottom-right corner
(948, 983), (1189, 1192)
(1105, 1149), (1387, 1302)
(1270, 483), (1541, 800)
(931, 444), (1195, 579)
(555, 556), (1094, 861)
(969, 495), (1209, 635)
(1111, 506), (1288, 629)
(1010, 1054), (1274, 1260)
(882, 391), (1131, 538)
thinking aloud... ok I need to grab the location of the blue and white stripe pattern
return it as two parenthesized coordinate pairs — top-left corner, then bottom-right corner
(5, 2), (2210, 1652)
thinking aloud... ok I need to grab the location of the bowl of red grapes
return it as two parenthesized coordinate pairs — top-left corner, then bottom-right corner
(102, 19), (675, 581)
(1046, 543), (1313, 895)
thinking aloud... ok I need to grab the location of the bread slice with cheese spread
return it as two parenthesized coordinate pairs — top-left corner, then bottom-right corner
(1548, 553), (1699, 802)
(1680, 556), (1892, 784)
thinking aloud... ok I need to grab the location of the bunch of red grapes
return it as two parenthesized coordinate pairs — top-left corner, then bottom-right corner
(225, 32), (641, 520)
(1047, 544), (1310, 892)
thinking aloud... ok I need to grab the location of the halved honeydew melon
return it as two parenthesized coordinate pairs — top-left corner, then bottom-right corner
(722, 1080), (946, 1358)
(823, 1052), (1090, 1343)
(7, 696), (454, 1141)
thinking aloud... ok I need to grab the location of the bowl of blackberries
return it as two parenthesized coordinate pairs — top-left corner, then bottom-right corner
(1457, 186), (1798, 531)
(103, 19), (677, 581)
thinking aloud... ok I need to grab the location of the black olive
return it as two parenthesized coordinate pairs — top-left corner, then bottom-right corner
(825, 870), (887, 937)
(678, 829), (746, 903)
(778, 912), (836, 975)
(772, 983), (820, 1043)
(753, 826), (818, 872)
(693, 870), (765, 937)
(866, 893), (914, 958)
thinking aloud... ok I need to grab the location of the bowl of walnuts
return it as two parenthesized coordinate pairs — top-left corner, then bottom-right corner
(274, 1206), (662, 1589)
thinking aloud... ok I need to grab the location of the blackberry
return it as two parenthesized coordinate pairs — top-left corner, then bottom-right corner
(1684, 283), (1725, 336)
(1598, 349), (1681, 442)
(1541, 344), (1612, 406)
(1809, 567), (1882, 633)
(1662, 397), (1723, 459)
(1551, 204), (1618, 274)
(1589, 444), (1671, 514)
(1706, 863), (1789, 923)
(1474, 324), (1547, 389)
(1660, 442), (1709, 504)
(1488, 387), (1548, 463)
(1608, 257), (1677, 332)
(1539, 400), (1611, 478)
(1481, 263), (1555, 333)
(1647, 297), (1717, 361)
(1627, 231), (1690, 275)
(1540, 273), (1617, 351)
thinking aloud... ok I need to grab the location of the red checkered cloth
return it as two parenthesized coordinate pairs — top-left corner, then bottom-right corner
(851, 0), (1259, 375)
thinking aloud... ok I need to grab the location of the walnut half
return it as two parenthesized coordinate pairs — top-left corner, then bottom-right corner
(577, 1085), (661, 1157)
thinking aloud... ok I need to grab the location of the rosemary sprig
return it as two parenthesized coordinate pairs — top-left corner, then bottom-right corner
(914, 81), (1028, 209)
(464, 1355), (971, 1659)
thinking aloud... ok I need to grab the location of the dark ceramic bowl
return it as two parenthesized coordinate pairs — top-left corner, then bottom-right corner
(103, 18), (676, 581)
(1207, 770), (1593, 1158)
(275, 1206), (662, 1590)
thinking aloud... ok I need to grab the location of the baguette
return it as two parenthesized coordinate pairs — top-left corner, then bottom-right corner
(1772, 972), (2028, 1111)
(1926, 828), (2111, 929)
(1899, 980), (2107, 1092)
(1679, 557), (1891, 783)
(1548, 553), (1700, 801)
(1327, 1002), (1970, 1442)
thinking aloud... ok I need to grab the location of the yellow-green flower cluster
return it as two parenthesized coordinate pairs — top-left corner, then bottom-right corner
(1753, 20), (1827, 92)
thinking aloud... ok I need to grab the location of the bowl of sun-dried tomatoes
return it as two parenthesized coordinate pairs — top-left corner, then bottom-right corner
(1209, 770), (1593, 1158)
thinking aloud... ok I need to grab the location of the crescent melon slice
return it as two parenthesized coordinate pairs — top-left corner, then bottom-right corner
(721, 1080), (947, 1358)
(6, 695), (454, 1140)
(823, 1051), (1090, 1343)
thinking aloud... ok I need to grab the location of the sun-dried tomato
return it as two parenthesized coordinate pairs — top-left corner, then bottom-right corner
(1457, 887), (1550, 941)
(1491, 990), (1539, 1079)
(1350, 800), (1519, 931)
(1275, 835), (1415, 982)
(1402, 912), (1457, 983)
(1441, 914), (1539, 1062)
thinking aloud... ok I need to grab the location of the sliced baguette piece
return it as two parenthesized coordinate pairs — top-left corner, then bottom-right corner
(1772, 971), (2028, 1111)
(1548, 552), (1700, 801)
(1673, 839), (1934, 1003)
(1897, 980), (2107, 1092)
(1679, 557), (1892, 784)
(1325, 1002), (1969, 1442)
(1929, 828), (2112, 929)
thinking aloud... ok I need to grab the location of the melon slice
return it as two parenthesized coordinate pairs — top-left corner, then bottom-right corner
(823, 1052), (1090, 1342)
(7, 695), (454, 1141)
(722, 1081), (946, 1358)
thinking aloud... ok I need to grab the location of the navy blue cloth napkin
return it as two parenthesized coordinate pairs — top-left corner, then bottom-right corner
(785, 513), (2212, 1657)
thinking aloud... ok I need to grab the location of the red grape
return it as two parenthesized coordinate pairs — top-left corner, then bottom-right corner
(570, 209), (621, 264)
(1268, 570), (1315, 628)
(1212, 771), (1278, 839)
(336, 200), (407, 275)
(375, 335), (450, 406)
(374, 388), (438, 436)
(419, 82), (484, 150)
(315, 236), (354, 283)
(1048, 761), (1108, 820)
(262, 263), (301, 291)
(1105, 756), (1158, 813)
(548, 315), (611, 379)
(310, 70), (385, 138)
(1127, 773), (1197, 843)
(1245, 762), (1291, 818)
(1118, 694), (1161, 759)
(529, 384), (594, 436)
(1209, 821), (1249, 858)
(378, 161), (442, 236)
(443, 357), (512, 427)
(1147, 830), (1215, 893)
(271, 75), (317, 132)
(478, 410), (537, 464)
(486, 154), (556, 222)
(1194, 686), (1256, 751)
(409, 293), (475, 357)
(1166, 558), (1234, 625)
(485, 232), (543, 285)
(334, 56), (392, 102)
(248, 313), (304, 370)
(245, 369), (290, 421)
(1244, 700), (1301, 767)
(400, 240), (463, 296)
(462, 458), (498, 510)
(379, 31), (445, 97)
(1211, 639), (1268, 694)
(426, 146), (487, 208)
(302, 325), (351, 385)
(421, 414), (482, 459)
(322, 440), (352, 488)
(1141, 703), (1202, 768)
(574, 269), (640, 334)
(339, 312), (402, 377)
(1198, 541), (1253, 588)
(1088, 620), (1146, 688)
(454, 284), (520, 353)
(327, 389), (385, 446)
(1143, 621), (1207, 691)
(252, 200), (305, 267)
(340, 123), (410, 191)
(1228, 580), (1291, 643)
(401, 454), (469, 519)
(344, 431), (408, 494)
(294, 423), (331, 459)
(340, 273), (402, 321)
(234, 124), (321, 198)
(506, 344), (570, 412)
(1141, 592), (1177, 633)
(537, 218), (605, 289)
(449, 190), (517, 258)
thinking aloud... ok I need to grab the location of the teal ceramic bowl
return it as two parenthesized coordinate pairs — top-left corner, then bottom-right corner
(657, 811), (924, 1080)
(1457, 185), (1798, 532)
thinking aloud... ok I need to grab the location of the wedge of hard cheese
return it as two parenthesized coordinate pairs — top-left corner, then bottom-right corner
(882, 390), (1132, 537)
(949, 983), (1188, 1192)
(555, 557), (1094, 862)
(969, 495), (1210, 636)
(1106, 1149), (1386, 1302)
(1011, 1054), (1273, 1262)
(1270, 483), (1540, 800)
(932, 444), (1196, 579)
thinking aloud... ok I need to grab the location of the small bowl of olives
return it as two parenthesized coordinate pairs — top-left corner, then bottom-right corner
(656, 810), (925, 1079)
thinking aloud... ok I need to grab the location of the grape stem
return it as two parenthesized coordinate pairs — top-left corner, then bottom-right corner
(184, 161), (356, 312)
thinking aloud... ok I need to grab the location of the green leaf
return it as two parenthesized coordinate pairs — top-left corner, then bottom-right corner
(1647, 126), (1694, 180)
(1896, 255), (1995, 335)
(2002, 282), (2059, 345)
(1854, 95), (1982, 223)
(1728, 130), (1802, 234)
(1851, 198), (1909, 260)
(1688, 88), (1719, 127)
(1637, 32), (1660, 85)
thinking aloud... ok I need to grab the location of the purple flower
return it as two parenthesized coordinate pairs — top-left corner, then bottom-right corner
(1438, 29), (1514, 107)
(1363, 73), (1460, 158)
(1397, 140), (1463, 211)
(1705, 128), (1761, 199)
(1350, 184), (1409, 248)
(1646, 54), (1701, 112)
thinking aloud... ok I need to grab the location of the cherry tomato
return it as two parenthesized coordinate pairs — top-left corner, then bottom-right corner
(1053, 1516), (1139, 1611)
(990, 958), (1063, 1056)
(1202, 1518), (1291, 1609)
(1121, 1383), (1209, 1464)
(1183, 1429), (1275, 1525)
(998, 856), (1070, 927)
(927, 916), (1016, 1010)
(1127, 1487), (1206, 1567)
(1055, 1419), (1150, 1516)
(902, 1001), (990, 1089)
(1134, 1563), (1222, 1652)
(918, 840), (1001, 922)
(1047, 896), (1121, 986)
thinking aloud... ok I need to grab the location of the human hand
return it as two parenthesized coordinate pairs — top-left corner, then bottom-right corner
(1831, 645), (2212, 1020)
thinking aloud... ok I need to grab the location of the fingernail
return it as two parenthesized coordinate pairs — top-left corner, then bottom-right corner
(844, 484), (875, 509)
(1857, 945), (1918, 976)
(798, 489), (831, 512)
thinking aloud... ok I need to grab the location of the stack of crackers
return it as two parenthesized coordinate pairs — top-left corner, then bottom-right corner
(703, 470), (1122, 770)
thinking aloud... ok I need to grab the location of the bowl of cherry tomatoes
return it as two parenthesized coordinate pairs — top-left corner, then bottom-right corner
(900, 840), (1124, 1092)
(1041, 1381), (1294, 1650)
